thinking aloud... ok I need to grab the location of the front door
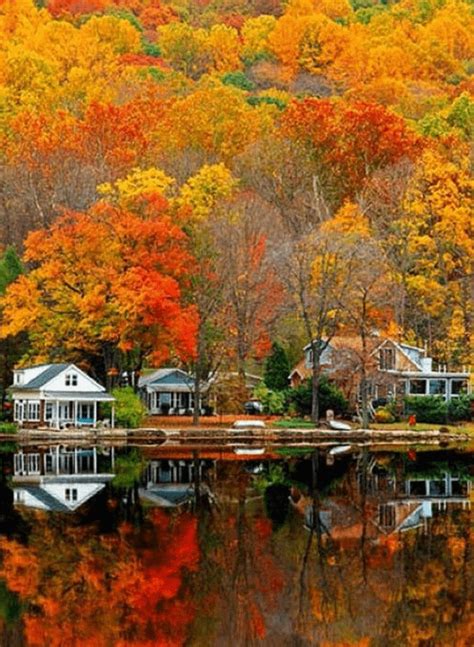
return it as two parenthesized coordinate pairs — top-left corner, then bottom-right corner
(58, 402), (70, 422)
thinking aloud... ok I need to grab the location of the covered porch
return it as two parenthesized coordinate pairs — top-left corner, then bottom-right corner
(43, 392), (115, 429)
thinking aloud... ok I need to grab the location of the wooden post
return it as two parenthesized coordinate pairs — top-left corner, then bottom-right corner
(93, 401), (97, 428)
(111, 404), (115, 429)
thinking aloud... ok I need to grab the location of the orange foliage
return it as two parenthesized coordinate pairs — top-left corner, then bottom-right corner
(0, 196), (198, 365)
(47, 0), (106, 18)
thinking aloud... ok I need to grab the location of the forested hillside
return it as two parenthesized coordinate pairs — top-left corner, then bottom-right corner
(0, 0), (472, 386)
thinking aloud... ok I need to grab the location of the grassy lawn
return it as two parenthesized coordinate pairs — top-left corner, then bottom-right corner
(272, 418), (318, 429)
(272, 418), (474, 435)
(373, 422), (474, 435)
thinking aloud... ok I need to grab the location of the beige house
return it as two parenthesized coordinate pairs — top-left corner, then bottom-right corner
(289, 336), (470, 406)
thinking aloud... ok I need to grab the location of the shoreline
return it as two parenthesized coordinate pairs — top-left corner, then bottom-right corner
(0, 427), (469, 446)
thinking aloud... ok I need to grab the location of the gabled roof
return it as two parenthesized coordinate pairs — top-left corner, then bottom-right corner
(12, 363), (109, 394)
(139, 367), (193, 386)
(21, 364), (69, 389)
(139, 367), (210, 393)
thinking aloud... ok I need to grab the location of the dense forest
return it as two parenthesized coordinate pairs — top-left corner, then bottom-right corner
(0, 0), (472, 400)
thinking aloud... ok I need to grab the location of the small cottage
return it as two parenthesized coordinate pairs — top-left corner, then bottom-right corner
(11, 363), (115, 429)
(138, 368), (208, 415)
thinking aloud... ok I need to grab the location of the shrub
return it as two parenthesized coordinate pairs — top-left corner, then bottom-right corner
(448, 394), (473, 422)
(246, 95), (286, 110)
(405, 394), (473, 424)
(105, 387), (147, 429)
(404, 396), (448, 424)
(288, 377), (347, 417)
(374, 407), (395, 424)
(253, 383), (286, 415)
(0, 422), (17, 434)
(221, 71), (255, 91)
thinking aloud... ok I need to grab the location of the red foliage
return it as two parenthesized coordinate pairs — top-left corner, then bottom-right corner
(282, 98), (423, 201)
(220, 13), (246, 31)
(47, 0), (106, 18)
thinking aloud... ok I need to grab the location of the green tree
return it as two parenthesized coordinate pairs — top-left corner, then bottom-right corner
(264, 342), (291, 391)
(106, 387), (147, 429)
(0, 248), (24, 415)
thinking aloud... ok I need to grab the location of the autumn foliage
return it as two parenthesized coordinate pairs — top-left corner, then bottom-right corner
(0, 0), (472, 387)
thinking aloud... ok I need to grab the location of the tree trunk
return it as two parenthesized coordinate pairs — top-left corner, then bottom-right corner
(311, 344), (320, 425)
(192, 361), (201, 426)
(192, 327), (206, 426)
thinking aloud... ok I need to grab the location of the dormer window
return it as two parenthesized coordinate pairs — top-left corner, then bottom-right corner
(65, 373), (78, 387)
(379, 348), (395, 370)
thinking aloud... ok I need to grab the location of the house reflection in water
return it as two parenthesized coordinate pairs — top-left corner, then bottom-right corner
(305, 457), (472, 538)
(12, 446), (115, 513)
(139, 459), (214, 508)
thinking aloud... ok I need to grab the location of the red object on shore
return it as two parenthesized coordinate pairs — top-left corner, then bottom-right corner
(408, 414), (416, 426)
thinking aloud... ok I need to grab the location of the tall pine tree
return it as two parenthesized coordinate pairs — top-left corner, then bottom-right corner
(264, 342), (290, 391)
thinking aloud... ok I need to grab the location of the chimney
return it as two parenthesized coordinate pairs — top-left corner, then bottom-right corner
(421, 358), (432, 372)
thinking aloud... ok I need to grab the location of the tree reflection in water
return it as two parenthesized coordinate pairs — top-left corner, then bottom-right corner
(0, 448), (471, 646)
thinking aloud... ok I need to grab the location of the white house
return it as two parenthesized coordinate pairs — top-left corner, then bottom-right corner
(138, 368), (207, 415)
(11, 363), (115, 429)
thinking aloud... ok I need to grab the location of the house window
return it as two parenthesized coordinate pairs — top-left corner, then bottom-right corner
(80, 404), (93, 420)
(45, 403), (53, 420)
(14, 401), (22, 421)
(27, 401), (40, 421)
(429, 379), (446, 396)
(65, 488), (78, 501)
(65, 373), (78, 386)
(451, 379), (468, 396)
(409, 379), (427, 395)
(379, 348), (395, 370)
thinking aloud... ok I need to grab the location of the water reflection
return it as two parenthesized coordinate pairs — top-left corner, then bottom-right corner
(0, 444), (471, 646)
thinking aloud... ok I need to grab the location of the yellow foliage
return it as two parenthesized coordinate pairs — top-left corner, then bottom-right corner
(160, 82), (275, 159)
(241, 15), (277, 61)
(322, 202), (372, 238)
(177, 163), (238, 220)
(286, 0), (352, 20)
(98, 167), (175, 204)
(207, 24), (242, 73)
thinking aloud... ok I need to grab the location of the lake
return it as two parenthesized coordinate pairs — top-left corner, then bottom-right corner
(0, 442), (472, 646)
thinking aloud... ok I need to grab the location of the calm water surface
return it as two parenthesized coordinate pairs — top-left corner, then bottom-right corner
(0, 443), (472, 646)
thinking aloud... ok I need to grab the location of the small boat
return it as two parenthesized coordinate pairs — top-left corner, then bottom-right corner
(232, 420), (266, 430)
(328, 444), (352, 456)
(328, 420), (352, 431)
(234, 447), (265, 456)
